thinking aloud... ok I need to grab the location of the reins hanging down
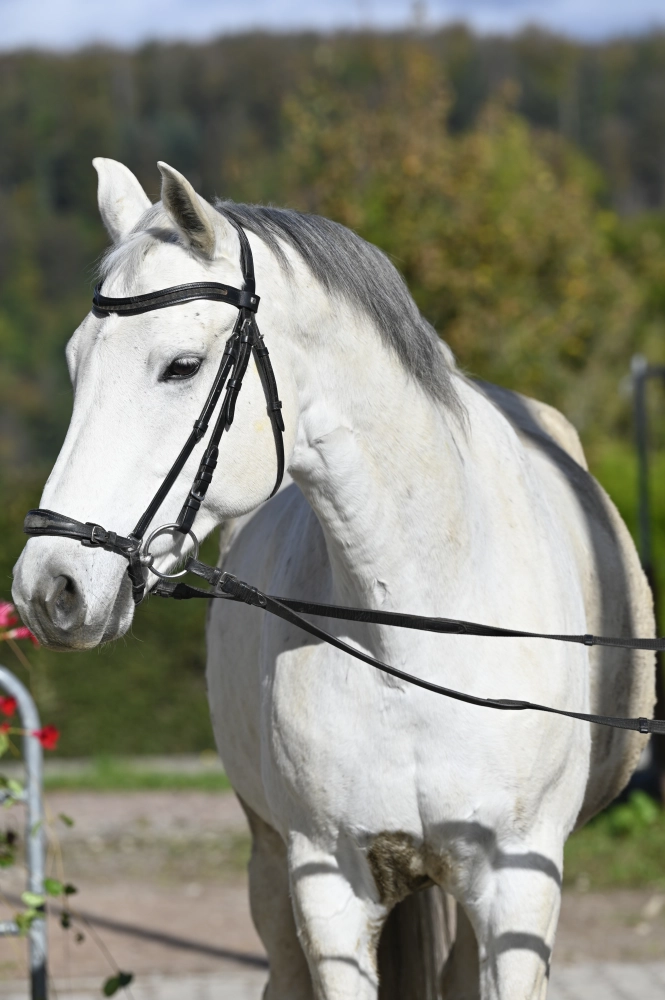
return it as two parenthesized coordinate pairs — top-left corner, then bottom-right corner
(22, 218), (665, 738)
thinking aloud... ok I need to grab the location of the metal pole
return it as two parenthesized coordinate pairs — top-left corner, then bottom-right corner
(0, 666), (47, 1000)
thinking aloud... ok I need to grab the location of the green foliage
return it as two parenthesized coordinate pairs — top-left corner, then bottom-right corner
(43, 877), (64, 897)
(102, 972), (133, 997)
(565, 793), (665, 890)
(20, 891), (44, 908)
(588, 441), (665, 623)
(603, 791), (660, 837)
(15, 909), (39, 935)
(0, 829), (17, 867)
(0, 776), (25, 808)
(16, 890), (45, 936)
(279, 42), (650, 441)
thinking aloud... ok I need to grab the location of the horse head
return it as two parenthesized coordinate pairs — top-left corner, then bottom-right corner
(12, 160), (298, 649)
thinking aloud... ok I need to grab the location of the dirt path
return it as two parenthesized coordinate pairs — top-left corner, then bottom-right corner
(1, 790), (664, 987)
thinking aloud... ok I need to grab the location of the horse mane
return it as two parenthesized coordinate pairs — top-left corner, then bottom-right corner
(98, 199), (461, 413)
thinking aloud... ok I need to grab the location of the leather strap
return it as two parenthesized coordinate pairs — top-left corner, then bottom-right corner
(24, 509), (138, 557)
(92, 281), (259, 316)
(153, 568), (665, 736)
(252, 325), (285, 498)
(164, 563), (665, 652)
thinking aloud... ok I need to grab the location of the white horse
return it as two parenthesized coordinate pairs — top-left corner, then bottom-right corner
(13, 159), (655, 1000)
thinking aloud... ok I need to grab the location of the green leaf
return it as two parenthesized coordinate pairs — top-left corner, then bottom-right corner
(0, 732), (9, 758)
(44, 878), (64, 897)
(58, 813), (74, 828)
(21, 891), (44, 908)
(102, 972), (133, 996)
(15, 909), (37, 935)
(60, 911), (71, 929)
(64, 883), (78, 895)
(7, 779), (22, 796)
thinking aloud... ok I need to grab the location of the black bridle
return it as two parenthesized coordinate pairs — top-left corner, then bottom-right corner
(23, 222), (665, 738)
(26, 219), (284, 605)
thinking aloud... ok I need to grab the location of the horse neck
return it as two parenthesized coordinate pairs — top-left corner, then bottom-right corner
(286, 300), (476, 617)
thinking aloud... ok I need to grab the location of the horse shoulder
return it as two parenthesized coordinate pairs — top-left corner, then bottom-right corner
(206, 482), (328, 823)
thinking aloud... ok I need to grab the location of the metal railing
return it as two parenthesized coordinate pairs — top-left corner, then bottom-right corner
(0, 665), (47, 1000)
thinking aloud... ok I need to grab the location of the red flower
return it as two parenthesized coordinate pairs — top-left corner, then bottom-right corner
(32, 726), (60, 751)
(0, 697), (17, 718)
(0, 603), (18, 630)
(5, 627), (39, 647)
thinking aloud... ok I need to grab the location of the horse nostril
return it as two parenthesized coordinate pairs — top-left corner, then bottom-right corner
(45, 574), (86, 630)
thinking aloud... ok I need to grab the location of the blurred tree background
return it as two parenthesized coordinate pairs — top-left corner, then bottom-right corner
(0, 28), (664, 753)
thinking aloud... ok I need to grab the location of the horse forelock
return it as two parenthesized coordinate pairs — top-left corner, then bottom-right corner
(96, 204), (182, 292)
(97, 199), (461, 414)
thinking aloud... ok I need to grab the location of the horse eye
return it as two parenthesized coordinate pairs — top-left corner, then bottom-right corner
(163, 357), (201, 381)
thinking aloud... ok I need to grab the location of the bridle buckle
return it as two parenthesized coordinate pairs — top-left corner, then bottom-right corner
(82, 523), (110, 548)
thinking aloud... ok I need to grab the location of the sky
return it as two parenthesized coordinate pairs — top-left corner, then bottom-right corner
(1, 0), (664, 51)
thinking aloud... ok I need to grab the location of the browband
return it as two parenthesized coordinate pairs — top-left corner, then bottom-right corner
(92, 281), (260, 317)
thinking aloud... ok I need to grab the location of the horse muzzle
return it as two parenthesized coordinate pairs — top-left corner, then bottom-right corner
(12, 539), (134, 650)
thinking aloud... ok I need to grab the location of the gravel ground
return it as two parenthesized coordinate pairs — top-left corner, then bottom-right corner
(1, 790), (664, 996)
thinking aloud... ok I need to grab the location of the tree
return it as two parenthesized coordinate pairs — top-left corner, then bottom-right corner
(279, 41), (642, 439)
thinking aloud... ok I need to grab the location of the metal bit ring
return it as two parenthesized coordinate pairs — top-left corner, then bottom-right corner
(142, 523), (199, 579)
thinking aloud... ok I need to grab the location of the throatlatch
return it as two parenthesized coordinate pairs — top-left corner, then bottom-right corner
(22, 219), (665, 738)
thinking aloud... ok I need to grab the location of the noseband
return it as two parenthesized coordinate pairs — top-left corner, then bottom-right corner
(22, 220), (665, 738)
(24, 219), (284, 604)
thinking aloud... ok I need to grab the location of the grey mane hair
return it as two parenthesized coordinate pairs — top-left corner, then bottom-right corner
(216, 202), (461, 414)
(98, 200), (461, 415)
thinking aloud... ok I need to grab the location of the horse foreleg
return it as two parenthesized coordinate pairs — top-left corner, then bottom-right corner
(464, 841), (562, 1000)
(239, 798), (314, 1000)
(288, 835), (387, 1000)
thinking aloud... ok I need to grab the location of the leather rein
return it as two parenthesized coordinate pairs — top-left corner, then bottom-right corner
(23, 221), (665, 738)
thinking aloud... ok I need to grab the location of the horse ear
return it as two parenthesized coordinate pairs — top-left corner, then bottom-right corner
(92, 158), (151, 243)
(157, 162), (234, 260)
